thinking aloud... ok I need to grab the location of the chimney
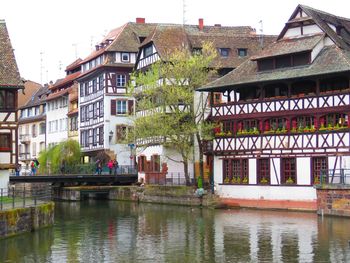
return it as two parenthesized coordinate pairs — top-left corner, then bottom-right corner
(95, 45), (100, 51)
(198, 18), (204, 31)
(136, 17), (145, 24)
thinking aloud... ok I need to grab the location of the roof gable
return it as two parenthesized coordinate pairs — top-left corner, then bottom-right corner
(278, 5), (350, 49)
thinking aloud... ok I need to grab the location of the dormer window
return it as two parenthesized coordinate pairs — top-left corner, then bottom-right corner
(219, 48), (230, 57)
(238, 48), (248, 57)
(257, 51), (310, 71)
(144, 45), (153, 57)
(192, 48), (202, 55)
(121, 53), (130, 62)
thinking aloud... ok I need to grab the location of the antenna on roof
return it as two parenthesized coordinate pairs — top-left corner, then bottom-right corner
(72, 43), (78, 59)
(183, 0), (187, 25)
(40, 51), (44, 85)
(259, 20), (264, 49)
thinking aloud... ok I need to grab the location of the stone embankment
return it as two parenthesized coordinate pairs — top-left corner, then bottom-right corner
(0, 202), (55, 238)
(54, 185), (220, 207)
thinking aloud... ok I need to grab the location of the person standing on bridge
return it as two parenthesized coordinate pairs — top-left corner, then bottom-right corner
(107, 159), (114, 175)
(95, 159), (102, 175)
(113, 159), (119, 175)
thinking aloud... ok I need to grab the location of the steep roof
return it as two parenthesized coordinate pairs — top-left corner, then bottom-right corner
(0, 20), (23, 88)
(18, 80), (42, 108)
(199, 45), (350, 91)
(278, 5), (350, 49)
(19, 84), (49, 109)
(252, 34), (324, 60)
(80, 22), (156, 64)
(139, 23), (276, 69)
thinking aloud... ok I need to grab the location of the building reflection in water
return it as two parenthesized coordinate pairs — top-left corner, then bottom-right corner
(2, 201), (350, 262)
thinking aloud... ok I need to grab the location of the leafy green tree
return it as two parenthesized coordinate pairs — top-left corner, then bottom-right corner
(129, 43), (217, 185)
(38, 139), (81, 174)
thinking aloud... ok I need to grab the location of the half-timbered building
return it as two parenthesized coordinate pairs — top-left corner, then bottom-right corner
(134, 20), (276, 182)
(46, 59), (81, 148)
(197, 5), (350, 210)
(18, 84), (49, 172)
(0, 20), (24, 187)
(77, 19), (155, 164)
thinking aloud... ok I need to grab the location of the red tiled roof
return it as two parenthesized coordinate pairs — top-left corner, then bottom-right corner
(50, 71), (80, 90)
(66, 58), (82, 71)
(46, 88), (69, 101)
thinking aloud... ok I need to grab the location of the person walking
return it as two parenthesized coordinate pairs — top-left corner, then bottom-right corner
(30, 160), (36, 176)
(113, 159), (119, 175)
(107, 159), (114, 175)
(95, 159), (102, 175)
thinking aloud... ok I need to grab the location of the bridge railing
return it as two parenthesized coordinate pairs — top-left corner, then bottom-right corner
(0, 185), (52, 211)
(147, 172), (197, 186)
(320, 169), (350, 185)
(36, 164), (137, 176)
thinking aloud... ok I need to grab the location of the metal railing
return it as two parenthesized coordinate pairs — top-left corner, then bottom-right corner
(320, 169), (350, 185)
(0, 185), (52, 211)
(36, 164), (137, 176)
(147, 172), (196, 186)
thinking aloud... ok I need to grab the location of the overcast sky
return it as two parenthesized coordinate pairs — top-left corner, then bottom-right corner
(1, 0), (350, 85)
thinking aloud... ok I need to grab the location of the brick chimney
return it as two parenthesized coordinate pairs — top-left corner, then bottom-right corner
(198, 18), (204, 31)
(136, 17), (145, 24)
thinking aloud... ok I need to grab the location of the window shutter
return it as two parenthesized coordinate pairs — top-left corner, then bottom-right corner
(138, 156), (141, 172)
(128, 100), (134, 115)
(111, 100), (116, 115)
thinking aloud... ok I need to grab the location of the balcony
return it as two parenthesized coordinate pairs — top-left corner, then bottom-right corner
(211, 92), (350, 119)
(212, 129), (350, 156)
(19, 134), (30, 144)
(19, 152), (31, 161)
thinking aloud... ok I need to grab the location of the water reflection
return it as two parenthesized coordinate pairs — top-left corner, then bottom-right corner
(1, 201), (350, 262)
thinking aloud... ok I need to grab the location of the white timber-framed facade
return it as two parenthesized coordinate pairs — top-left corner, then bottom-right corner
(197, 5), (350, 210)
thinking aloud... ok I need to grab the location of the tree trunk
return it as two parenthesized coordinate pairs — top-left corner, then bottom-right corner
(196, 132), (204, 181)
(183, 159), (191, 186)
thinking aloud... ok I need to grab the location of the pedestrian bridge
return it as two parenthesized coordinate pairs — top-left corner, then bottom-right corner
(10, 165), (138, 186)
(9, 174), (138, 185)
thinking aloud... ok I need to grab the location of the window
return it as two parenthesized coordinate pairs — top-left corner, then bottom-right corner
(32, 124), (37, 137)
(28, 108), (33, 117)
(70, 116), (78, 131)
(275, 55), (291, 68)
(121, 53), (130, 62)
(35, 106), (40, 115)
(151, 154), (160, 172)
(281, 158), (297, 184)
(257, 159), (270, 184)
(220, 48), (229, 57)
(99, 100), (104, 117)
(32, 142), (36, 157)
(223, 159), (248, 184)
(99, 75), (104, 90)
(93, 128), (97, 146)
(0, 90), (15, 110)
(238, 48), (247, 57)
(312, 157), (328, 184)
(144, 45), (153, 57)
(93, 79), (97, 93)
(264, 83), (288, 98)
(116, 125), (127, 142)
(39, 123), (46, 134)
(0, 134), (11, 151)
(117, 100), (127, 114)
(138, 156), (147, 172)
(81, 106), (85, 122)
(192, 48), (202, 55)
(99, 126), (104, 145)
(117, 74), (126, 87)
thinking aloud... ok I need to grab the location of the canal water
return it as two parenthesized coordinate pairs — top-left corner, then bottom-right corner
(1, 201), (350, 263)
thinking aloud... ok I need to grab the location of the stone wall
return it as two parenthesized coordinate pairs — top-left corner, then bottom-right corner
(0, 202), (54, 238)
(316, 185), (350, 217)
(54, 185), (220, 207)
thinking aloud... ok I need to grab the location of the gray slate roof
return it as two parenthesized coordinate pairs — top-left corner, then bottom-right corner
(198, 45), (350, 91)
